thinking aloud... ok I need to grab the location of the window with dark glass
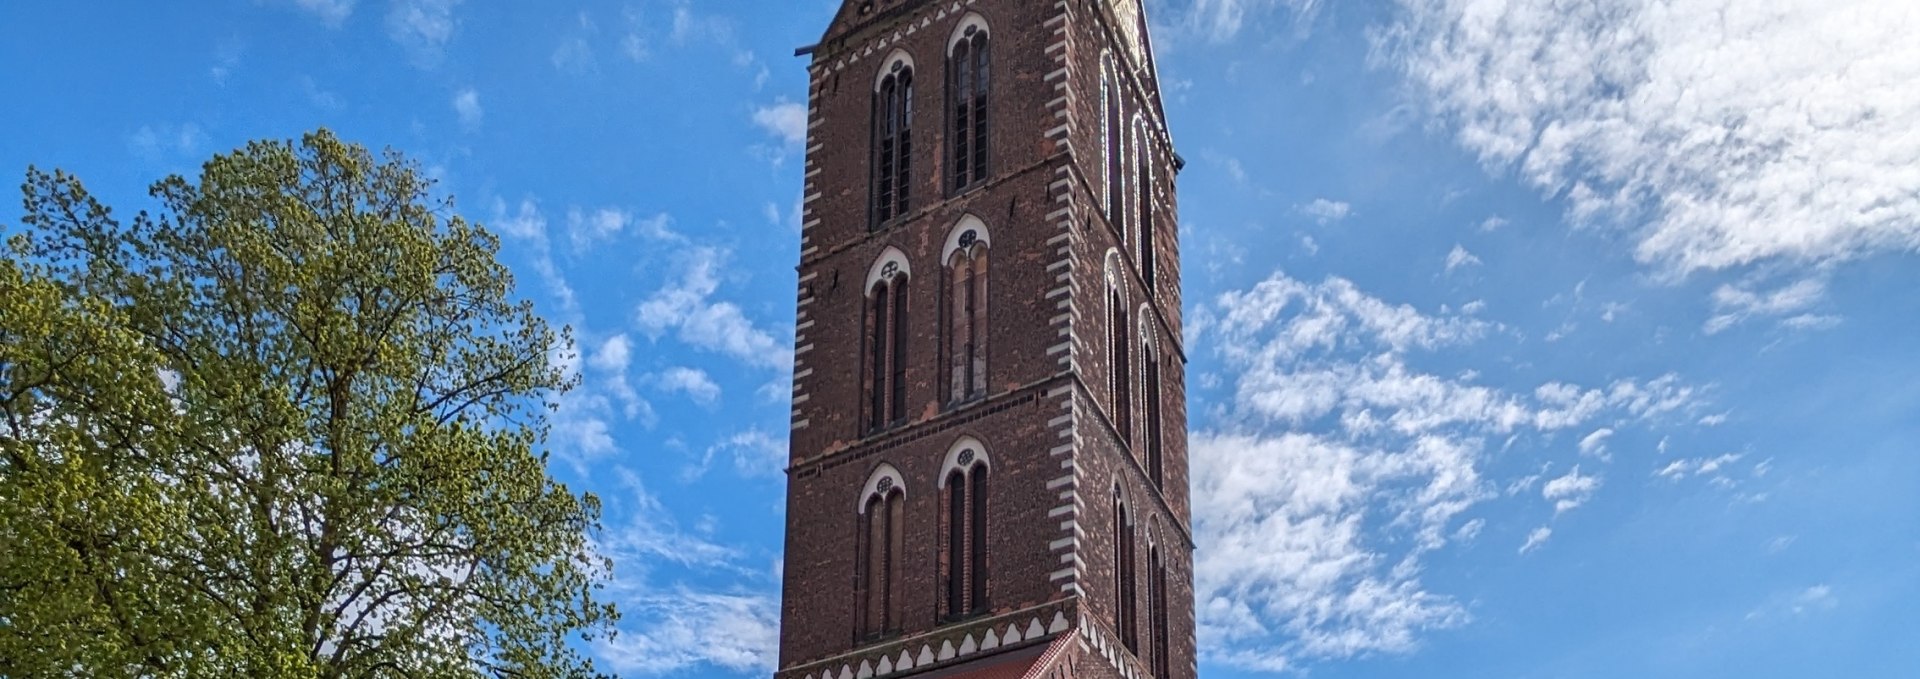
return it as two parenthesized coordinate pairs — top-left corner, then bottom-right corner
(1109, 285), (1133, 444)
(944, 453), (990, 617)
(949, 26), (991, 192)
(1144, 337), (1164, 489)
(946, 231), (988, 403)
(1103, 57), (1127, 238)
(861, 485), (905, 638)
(1113, 490), (1139, 653)
(874, 62), (915, 225)
(1137, 120), (1157, 289)
(868, 267), (910, 430)
(1151, 545), (1170, 677)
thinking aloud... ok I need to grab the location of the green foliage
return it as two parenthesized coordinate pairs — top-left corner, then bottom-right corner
(0, 130), (616, 677)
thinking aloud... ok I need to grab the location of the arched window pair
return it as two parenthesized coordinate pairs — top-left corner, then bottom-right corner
(858, 465), (907, 638)
(1106, 254), (1133, 443)
(941, 438), (991, 618)
(1141, 315), (1165, 489)
(867, 219), (993, 430)
(873, 54), (915, 225)
(1149, 540), (1171, 678)
(1108, 251), (1167, 490)
(856, 440), (994, 638)
(1102, 53), (1161, 293)
(949, 17), (991, 192)
(872, 15), (995, 225)
(944, 217), (990, 403)
(1113, 486), (1139, 653)
(1116, 488), (1173, 674)
(866, 252), (911, 431)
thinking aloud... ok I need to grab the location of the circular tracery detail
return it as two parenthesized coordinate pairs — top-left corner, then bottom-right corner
(958, 449), (976, 467)
(877, 476), (895, 494)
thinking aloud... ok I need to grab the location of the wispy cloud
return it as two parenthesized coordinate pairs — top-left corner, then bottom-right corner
(1705, 278), (1836, 335)
(1519, 527), (1554, 554)
(752, 101), (808, 146)
(1384, 0), (1920, 276)
(289, 0), (355, 26)
(1297, 198), (1352, 224)
(593, 470), (779, 675)
(651, 367), (721, 406)
(386, 0), (463, 68)
(451, 87), (482, 132)
(1444, 244), (1482, 273)
(635, 248), (791, 371)
(1543, 467), (1601, 514)
(1192, 271), (1702, 670)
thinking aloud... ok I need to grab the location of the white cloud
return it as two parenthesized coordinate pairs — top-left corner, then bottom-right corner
(1542, 467), (1601, 514)
(1387, 0), (1920, 276)
(387, 0), (463, 68)
(451, 87), (482, 131)
(290, 0), (355, 25)
(589, 334), (651, 421)
(635, 248), (791, 371)
(701, 429), (785, 479)
(653, 367), (721, 406)
(1444, 244), (1482, 273)
(1656, 453), (1745, 482)
(752, 101), (808, 146)
(1519, 527), (1554, 554)
(1704, 278), (1832, 334)
(1298, 198), (1352, 224)
(593, 470), (779, 675)
(1578, 428), (1614, 458)
(596, 588), (778, 675)
(1748, 584), (1839, 621)
(488, 198), (577, 316)
(129, 123), (206, 160)
(565, 208), (679, 252)
(1192, 270), (1701, 669)
(1175, 0), (1321, 43)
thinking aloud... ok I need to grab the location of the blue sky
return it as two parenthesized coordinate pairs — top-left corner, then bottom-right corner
(3, 0), (1916, 677)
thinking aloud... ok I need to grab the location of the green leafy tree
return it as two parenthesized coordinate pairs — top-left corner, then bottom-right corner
(0, 130), (617, 678)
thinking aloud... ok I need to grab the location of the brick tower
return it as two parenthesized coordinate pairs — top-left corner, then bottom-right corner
(778, 1), (1192, 678)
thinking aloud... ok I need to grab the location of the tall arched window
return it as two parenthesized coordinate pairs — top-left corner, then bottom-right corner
(1150, 537), (1171, 678)
(873, 53), (915, 225)
(1102, 54), (1126, 237)
(1113, 486), (1139, 653)
(1136, 117), (1157, 290)
(941, 438), (991, 618)
(948, 16), (991, 192)
(1107, 254), (1133, 445)
(866, 250), (912, 431)
(858, 465), (907, 638)
(944, 217), (990, 403)
(1141, 313), (1164, 489)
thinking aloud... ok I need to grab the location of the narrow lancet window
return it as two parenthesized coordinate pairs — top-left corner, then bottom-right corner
(874, 58), (915, 225)
(949, 22), (991, 192)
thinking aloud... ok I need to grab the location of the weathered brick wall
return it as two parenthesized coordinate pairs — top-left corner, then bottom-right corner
(779, 2), (1196, 678)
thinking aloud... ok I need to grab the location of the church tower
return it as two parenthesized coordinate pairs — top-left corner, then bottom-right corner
(778, 1), (1193, 678)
